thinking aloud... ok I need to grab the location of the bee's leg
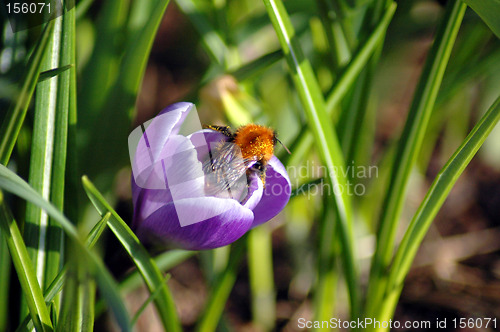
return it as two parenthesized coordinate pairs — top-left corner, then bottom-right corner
(203, 125), (234, 138)
(253, 161), (267, 189)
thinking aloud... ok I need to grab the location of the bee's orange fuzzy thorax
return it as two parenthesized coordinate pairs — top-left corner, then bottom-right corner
(234, 124), (275, 163)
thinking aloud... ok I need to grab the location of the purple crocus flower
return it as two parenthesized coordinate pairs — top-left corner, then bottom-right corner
(129, 102), (291, 250)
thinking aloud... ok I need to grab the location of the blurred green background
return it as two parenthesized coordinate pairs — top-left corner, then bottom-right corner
(1, 0), (500, 331)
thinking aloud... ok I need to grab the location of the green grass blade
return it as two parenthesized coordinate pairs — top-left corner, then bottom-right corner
(0, 20), (55, 165)
(16, 212), (111, 332)
(196, 239), (246, 332)
(56, 245), (84, 332)
(379, 95), (500, 323)
(248, 226), (275, 331)
(38, 64), (73, 82)
(463, 0), (500, 38)
(75, 0), (96, 20)
(57, 207), (102, 332)
(80, 275), (96, 332)
(365, 0), (467, 317)
(44, 212), (110, 303)
(0, 192), (54, 332)
(65, 7), (79, 226)
(0, 228), (10, 331)
(81, 0), (170, 180)
(313, 197), (338, 331)
(81, 176), (181, 332)
(325, 2), (396, 112)
(262, 0), (359, 317)
(85, 212), (111, 248)
(45, 3), (76, 313)
(0, 164), (77, 239)
(438, 48), (500, 106)
(119, 250), (195, 293)
(22, 17), (64, 317)
(94, 249), (194, 317)
(337, 69), (368, 160)
(231, 49), (283, 81)
(90, 262), (131, 331)
(279, 3), (396, 165)
(120, 0), (171, 101)
(0, 165), (131, 331)
(333, 2), (396, 169)
(176, 0), (229, 65)
(77, 0), (130, 119)
(131, 275), (170, 326)
(315, 0), (351, 69)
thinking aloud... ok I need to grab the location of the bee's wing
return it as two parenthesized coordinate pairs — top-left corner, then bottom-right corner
(203, 142), (255, 197)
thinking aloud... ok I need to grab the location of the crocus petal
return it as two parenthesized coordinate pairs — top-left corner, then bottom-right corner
(242, 172), (263, 210)
(158, 102), (195, 136)
(130, 103), (196, 189)
(136, 197), (254, 250)
(251, 156), (291, 226)
(131, 133), (206, 228)
(131, 176), (172, 229)
(188, 129), (230, 162)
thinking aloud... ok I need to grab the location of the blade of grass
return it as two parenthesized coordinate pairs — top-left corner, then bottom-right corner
(325, 2), (396, 112)
(55, 235), (97, 332)
(378, 95), (500, 325)
(279, 3), (396, 165)
(81, 0), (170, 180)
(38, 64), (73, 82)
(80, 271), (96, 332)
(65, 5), (80, 226)
(438, 48), (500, 107)
(120, 250), (195, 293)
(248, 226), (275, 331)
(313, 196), (338, 332)
(56, 206), (103, 332)
(462, 0), (500, 38)
(55, 244), (84, 332)
(0, 191), (54, 332)
(196, 238), (246, 332)
(76, 0), (130, 184)
(16, 212), (111, 332)
(0, 228), (10, 331)
(94, 250), (194, 317)
(365, 0), (467, 317)
(0, 165), (131, 331)
(290, 178), (324, 198)
(45, 3), (76, 315)
(131, 275), (170, 326)
(81, 176), (181, 332)
(22, 16), (63, 322)
(176, 0), (229, 65)
(120, 0), (171, 102)
(262, 0), (359, 317)
(231, 49), (283, 81)
(0, 20), (55, 165)
(77, 0), (130, 119)
(333, 0), (393, 173)
(75, 0), (96, 20)
(315, 0), (351, 69)
(337, 69), (368, 163)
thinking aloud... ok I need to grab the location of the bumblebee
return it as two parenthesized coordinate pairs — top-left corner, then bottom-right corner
(203, 124), (288, 197)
